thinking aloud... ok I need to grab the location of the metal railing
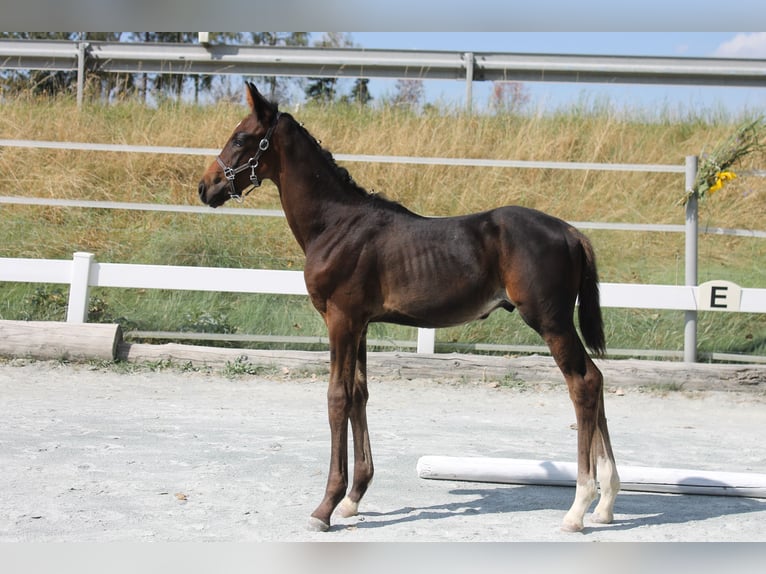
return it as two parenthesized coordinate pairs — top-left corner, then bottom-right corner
(3, 38), (766, 109)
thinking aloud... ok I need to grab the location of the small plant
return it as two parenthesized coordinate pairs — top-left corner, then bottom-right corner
(19, 286), (120, 324)
(498, 371), (527, 391)
(680, 116), (764, 205)
(180, 310), (235, 334)
(22, 286), (68, 321)
(144, 359), (175, 372)
(642, 381), (685, 395)
(87, 294), (111, 323)
(222, 355), (276, 378)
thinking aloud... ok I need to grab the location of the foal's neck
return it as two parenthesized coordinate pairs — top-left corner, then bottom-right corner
(273, 118), (369, 252)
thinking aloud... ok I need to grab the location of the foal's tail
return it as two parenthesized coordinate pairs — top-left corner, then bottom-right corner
(576, 232), (606, 358)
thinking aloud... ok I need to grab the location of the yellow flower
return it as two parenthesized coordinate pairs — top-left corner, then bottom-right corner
(708, 170), (737, 194)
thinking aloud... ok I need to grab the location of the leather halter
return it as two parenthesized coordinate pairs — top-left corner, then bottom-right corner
(216, 112), (280, 202)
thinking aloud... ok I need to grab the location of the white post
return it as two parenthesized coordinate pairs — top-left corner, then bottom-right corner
(67, 252), (94, 323)
(76, 34), (86, 110)
(463, 52), (474, 113)
(684, 156), (698, 363)
(417, 328), (436, 354)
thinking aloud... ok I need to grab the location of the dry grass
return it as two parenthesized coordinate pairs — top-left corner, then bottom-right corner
(3, 95), (764, 279)
(1, 94), (765, 356)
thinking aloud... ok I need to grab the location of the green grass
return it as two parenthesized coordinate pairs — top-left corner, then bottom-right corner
(1, 94), (765, 360)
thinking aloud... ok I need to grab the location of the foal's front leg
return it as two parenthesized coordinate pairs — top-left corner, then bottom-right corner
(338, 330), (374, 518)
(307, 321), (359, 532)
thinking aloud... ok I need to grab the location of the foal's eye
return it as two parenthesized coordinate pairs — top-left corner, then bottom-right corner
(232, 133), (248, 148)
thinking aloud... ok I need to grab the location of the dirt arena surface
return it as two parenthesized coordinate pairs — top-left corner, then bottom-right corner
(1, 351), (765, 543)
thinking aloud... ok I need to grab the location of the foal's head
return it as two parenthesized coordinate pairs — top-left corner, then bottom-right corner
(198, 82), (280, 208)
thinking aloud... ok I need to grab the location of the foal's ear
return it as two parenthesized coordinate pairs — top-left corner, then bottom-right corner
(245, 82), (276, 124)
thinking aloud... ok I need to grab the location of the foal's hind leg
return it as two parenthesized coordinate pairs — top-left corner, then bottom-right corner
(545, 330), (619, 532)
(591, 391), (620, 524)
(338, 330), (374, 518)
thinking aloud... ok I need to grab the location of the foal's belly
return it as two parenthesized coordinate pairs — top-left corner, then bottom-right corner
(375, 289), (513, 329)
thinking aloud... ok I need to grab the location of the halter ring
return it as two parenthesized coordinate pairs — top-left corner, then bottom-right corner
(216, 112), (280, 201)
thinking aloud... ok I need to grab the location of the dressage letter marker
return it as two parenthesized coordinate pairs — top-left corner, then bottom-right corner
(698, 280), (742, 312)
(416, 456), (766, 498)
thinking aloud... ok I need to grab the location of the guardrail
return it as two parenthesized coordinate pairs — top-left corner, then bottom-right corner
(3, 38), (766, 109)
(3, 252), (766, 360)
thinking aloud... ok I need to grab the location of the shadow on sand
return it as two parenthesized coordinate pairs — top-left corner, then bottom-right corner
(342, 484), (766, 534)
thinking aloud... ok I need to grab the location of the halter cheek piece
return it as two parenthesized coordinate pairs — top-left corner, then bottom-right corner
(216, 112), (281, 203)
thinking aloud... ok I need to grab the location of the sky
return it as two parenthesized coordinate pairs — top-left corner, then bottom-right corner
(330, 32), (766, 117)
(2, 0), (765, 117)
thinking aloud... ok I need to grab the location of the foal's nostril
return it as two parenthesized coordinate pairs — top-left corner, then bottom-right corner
(198, 181), (207, 200)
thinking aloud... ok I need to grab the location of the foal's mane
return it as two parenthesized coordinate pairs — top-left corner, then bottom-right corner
(283, 111), (414, 215)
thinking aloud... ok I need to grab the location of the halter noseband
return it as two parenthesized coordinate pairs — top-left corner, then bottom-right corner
(216, 112), (281, 203)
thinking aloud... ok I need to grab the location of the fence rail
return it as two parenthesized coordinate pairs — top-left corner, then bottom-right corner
(3, 252), (766, 360)
(2, 138), (766, 240)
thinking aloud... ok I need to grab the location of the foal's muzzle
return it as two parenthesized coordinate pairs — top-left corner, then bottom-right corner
(198, 178), (227, 208)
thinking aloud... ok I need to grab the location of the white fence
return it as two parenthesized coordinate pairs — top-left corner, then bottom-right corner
(1, 137), (765, 361)
(2, 252), (766, 359)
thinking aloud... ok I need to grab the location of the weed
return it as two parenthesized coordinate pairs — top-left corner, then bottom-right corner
(222, 355), (278, 378)
(180, 311), (235, 334)
(498, 371), (528, 391)
(22, 286), (68, 321)
(641, 381), (686, 395)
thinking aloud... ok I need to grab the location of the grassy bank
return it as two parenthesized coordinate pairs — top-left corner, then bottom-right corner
(1, 94), (764, 358)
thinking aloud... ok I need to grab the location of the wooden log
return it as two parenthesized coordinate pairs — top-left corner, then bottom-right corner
(0, 320), (122, 361)
(117, 342), (330, 369)
(417, 456), (766, 498)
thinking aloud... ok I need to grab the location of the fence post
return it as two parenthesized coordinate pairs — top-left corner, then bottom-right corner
(417, 328), (436, 354)
(684, 156), (699, 362)
(463, 52), (474, 113)
(67, 252), (94, 323)
(76, 35), (86, 109)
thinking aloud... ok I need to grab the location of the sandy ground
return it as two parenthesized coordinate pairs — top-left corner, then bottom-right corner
(1, 355), (765, 543)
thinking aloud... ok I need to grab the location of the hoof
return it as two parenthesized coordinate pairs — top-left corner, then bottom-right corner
(590, 510), (614, 524)
(337, 496), (359, 518)
(306, 516), (330, 532)
(560, 518), (584, 533)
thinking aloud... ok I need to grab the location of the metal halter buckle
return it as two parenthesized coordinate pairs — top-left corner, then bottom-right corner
(215, 112), (280, 202)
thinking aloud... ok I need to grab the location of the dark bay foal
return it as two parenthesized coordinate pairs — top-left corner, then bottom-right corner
(198, 83), (619, 533)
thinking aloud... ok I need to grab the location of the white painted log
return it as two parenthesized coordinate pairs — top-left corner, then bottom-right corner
(416, 456), (766, 498)
(0, 320), (122, 361)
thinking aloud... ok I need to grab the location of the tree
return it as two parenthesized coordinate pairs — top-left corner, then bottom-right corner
(305, 78), (337, 104)
(304, 33), (354, 105)
(490, 81), (530, 114)
(121, 32), (243, 104)
(391, 79), (424, 110)
(140, 33), (198, 102)
(245, 32), (309, 102)
(342, 78), (373, 106)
